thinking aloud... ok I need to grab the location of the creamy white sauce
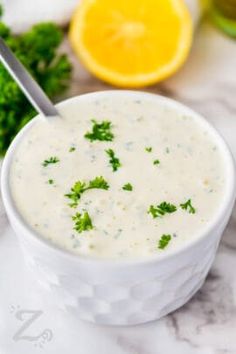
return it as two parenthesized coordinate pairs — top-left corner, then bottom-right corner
(10, 94), (227, 259)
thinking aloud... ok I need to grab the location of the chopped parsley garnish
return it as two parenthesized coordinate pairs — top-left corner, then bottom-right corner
(65, 181), (86, 207)
(153, 159), (160, 165)
(72, 211), (93, 233)
(148, 202), (177, 218)
(87, 176), (109, 190)
(105, 149), (121, 172)
(65, 176), (109, 207)
(158, 234), (172, 249)
(48, 179), (54, 184)
(122, 183), (133, 191)
(180, 199), (196, 214)
(69, 147), (76, 152)
(42, 156), (59, 167)
(85, 119), (114, 142)
(145, 147), (152, 153)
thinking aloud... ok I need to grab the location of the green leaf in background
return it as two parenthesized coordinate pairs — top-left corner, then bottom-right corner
(0, 5), (72, 156)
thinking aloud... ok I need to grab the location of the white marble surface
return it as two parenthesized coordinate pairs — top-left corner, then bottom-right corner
(1, 20), (236, 354)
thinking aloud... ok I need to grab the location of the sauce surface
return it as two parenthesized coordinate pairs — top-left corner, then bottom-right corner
(10, 93), (227, 259)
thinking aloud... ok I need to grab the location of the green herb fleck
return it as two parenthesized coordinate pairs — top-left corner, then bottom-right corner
(145, 147), (152, 153)
(85, 120), (114, 142)
(42, 156), (59, 167)
(72, 211), (93, 233)
(148, 202), (177, 218)
(165, 147), (170, 154)
(158, 234), (172, 249)
(180, 199), (196, 214)
(65, 181), (86, 208)
(87, 176), (109, 190)
(122, 183), (133, 191)
(69, 147), (76, 152)
(153, 159), (160, 165)
(105, 149), (121, 172)
(65, 176), (109, 207)
(48, 179), (54, 184)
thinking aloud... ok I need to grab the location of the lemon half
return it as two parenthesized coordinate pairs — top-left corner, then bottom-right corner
(69, 0), (193, 87)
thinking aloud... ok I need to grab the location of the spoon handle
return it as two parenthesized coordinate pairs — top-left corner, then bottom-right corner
(0, 37), (59, 118)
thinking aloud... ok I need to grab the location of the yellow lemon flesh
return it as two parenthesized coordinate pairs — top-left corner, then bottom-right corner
(69, 0), (193, 87)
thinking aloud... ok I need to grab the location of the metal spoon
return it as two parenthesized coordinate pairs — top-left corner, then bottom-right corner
(0, 37), (59, 118)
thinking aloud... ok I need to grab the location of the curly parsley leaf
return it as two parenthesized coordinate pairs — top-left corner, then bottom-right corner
(145, 147), (152, 153)
(148, 202), (177, 218)
(65, 176), (109, 208)
(158, 234), (172, 249)
(65, 181), (86, 208)
(42, 156), (59, 167)
(180, 199), (196, 214)
(88, 176), (109, 190)
(105, 148), (121, 172)
(153, 159), (160, 165)
(72, 211), (93, 233)
(85, 120), (114, 142)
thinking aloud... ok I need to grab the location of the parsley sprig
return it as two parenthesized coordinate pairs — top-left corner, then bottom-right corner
(158, 234), (172, 249)
(85, 120), (114, 142)
(105, 149), (121, 172)
(72, 211), (93, 233)
(148, 202), (177, 218)
(180, 199), (196, 214)
(42, 156), (59, 167)
(65, 176), (109, 208)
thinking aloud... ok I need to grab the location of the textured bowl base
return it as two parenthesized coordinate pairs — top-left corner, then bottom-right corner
(66, 278), (205, 326)
(32, 267), (207, 326)
(20, 233), (216, 326)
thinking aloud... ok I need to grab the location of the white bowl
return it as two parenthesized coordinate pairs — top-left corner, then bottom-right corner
(1, 91), (236, 326)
